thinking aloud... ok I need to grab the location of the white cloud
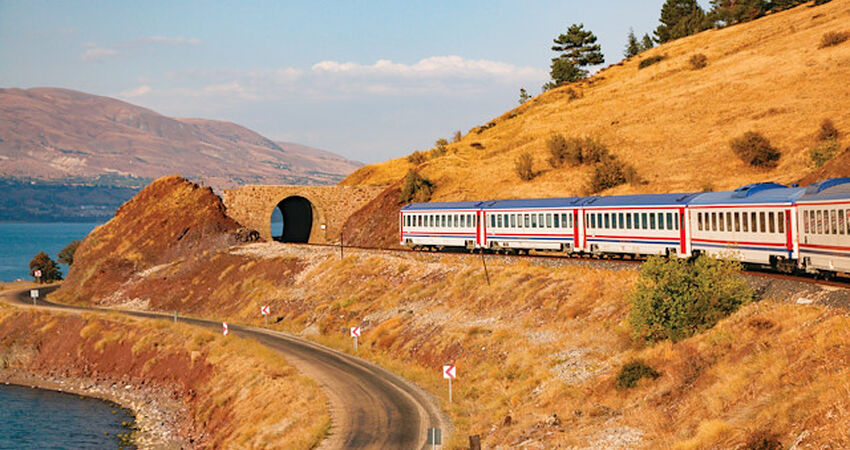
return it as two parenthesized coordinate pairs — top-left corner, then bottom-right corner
(140, 36), (202, 45)
(311, 55), (546, 82)
(118, 85), (152, 98)
(80, 47), (118, 62)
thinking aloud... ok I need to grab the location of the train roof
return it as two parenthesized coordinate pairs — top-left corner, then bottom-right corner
(689, 182), (806, 205)
(797, 178), (850, 202)
(401, 201), (484, 211)
(481, 197), (586, 209)
(583, 192), (699, 208)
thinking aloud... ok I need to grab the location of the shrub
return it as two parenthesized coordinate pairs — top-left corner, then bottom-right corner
(57, 240), (81, 266)
(546, 134), (568, 168)
(629, 254), (754, 343)
(819, 31), (849, 48)
(689, 53), (708, 70)
(30, 251), (63, 282)
(587, 155), (639, 193)
(818, 119), (839, 141)
(514, 152), (535, 181)
(580, 137), (610, 164)
(451, 131), (462, 143)
(470, 142), (485, 150)
(407, 151), (427, 165)
(616, 360), (660, 390)
(814, 0), (832, 4)
(638, 55), (666, 69)
(810, 139), (840, 167)
(729, 131), (781, 168)
(399, 170), (434, 203)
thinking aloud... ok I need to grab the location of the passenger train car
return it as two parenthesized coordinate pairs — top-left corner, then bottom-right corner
(398, 178), (850, 276)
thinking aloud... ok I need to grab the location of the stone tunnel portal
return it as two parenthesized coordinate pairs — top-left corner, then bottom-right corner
(272, 196), (313, 243)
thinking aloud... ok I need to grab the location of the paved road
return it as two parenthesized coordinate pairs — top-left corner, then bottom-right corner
(8, 286), (448, 449)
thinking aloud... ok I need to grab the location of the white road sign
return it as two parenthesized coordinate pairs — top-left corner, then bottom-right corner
(33, 270), (42, 278)
(443, 365), (456, 379)
(350, 326), (361, 338)
(30, 290), (39, 299)
(222, 322), (229, 336)
(261, 305), (270, 315)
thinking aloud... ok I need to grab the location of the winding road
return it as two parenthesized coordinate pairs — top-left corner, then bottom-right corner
(6, 286), (449, 449)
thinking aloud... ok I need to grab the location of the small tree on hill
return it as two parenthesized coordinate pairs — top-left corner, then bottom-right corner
(655, 0), (707, 44)
(625, 29), (642, 58)
(400, 170), (435, 204)
(547, 134), (568, 168)
(708, 0), (767, 27)
(57, 240), (81, 266)
(641, 34), (655, 52)
(30, 251), (63, 283)
(548, 24), (604, 87)
(451, 131), (462, 143)
(519, 88), (532, 104)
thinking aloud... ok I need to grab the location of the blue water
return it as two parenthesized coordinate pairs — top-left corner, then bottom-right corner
(0, 384), (135, 449)
(0, 222), (103, 282)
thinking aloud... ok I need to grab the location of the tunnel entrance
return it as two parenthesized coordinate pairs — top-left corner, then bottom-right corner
(270, 196), (313, 243)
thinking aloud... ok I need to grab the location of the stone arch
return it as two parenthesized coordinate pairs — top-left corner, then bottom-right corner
(271, 196), (314, 243)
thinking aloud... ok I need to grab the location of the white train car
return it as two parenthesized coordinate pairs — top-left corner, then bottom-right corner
(582, 193), (697, 258)
(688, 183), (805, 271)
(399, 201), (483, 250)
(480, 197), (586, 253)
(796, 178), (850, 274)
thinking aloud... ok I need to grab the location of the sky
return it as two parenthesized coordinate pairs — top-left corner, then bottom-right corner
(0, 1), (710, 164)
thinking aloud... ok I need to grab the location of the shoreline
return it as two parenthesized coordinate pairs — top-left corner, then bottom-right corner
(0, 370), (196, 449)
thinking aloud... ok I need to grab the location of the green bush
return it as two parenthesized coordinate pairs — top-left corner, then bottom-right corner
(629, 254), (754, 343)
(57, 240), (81, 266)
(820, 31), (850, 49)
(30, 251), (63, 283)
(587, 155), (639, 193)
(729, 131), (781, 168)
(810, 139), (840, 167)
(515, 152), (536, 181)
(399, 170), (434, 203)
(616, 360), (660, 390)
(689, 53), (708, 70)
(638, 55), (666, 69)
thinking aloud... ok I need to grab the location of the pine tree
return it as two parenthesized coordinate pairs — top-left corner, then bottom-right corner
(548, 24), (604, 86)
(640, 34), (655, 52)
(519, 88), (531, 104)
(625, 29), (641, 58)
(57, 240), (81, 266)
(709, 0), (768, 27)
(655, 0), (707, 44)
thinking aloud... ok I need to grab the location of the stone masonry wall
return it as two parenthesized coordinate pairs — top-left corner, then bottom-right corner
(222, 185), (384, 243)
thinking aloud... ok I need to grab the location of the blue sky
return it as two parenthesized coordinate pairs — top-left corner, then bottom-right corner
(0, 1), (710, 163)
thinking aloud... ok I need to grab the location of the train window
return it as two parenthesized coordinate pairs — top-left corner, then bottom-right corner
(718, 213), (724, 232)
(624, 213), (631, 229)
(811, 211), (816, 234)
(418, 216), (422, 226)
(603, 213), (609, 229)
(530, 214), (536, 228)
(840, 210), (846, 235)
(454, 215), (458, 227)
(517, 214), (523, 228)
(589, 213), (595, 228)
(638, 213), (645, 229)
(569, 213), (574, 228)
(758, 212), (765, 233)
(768, 212), (775, 233)
(656, 213), (663, 230)
(461, 215), (466, 228)
(666, 213), (673, 230)
(742, 212), (748, 232)
(502, 214), (508, 228)
(802, 211), (809, 233)
(816, 210), (823, 234)
(553, 213), (559, 228)
(560, 213), (566, 228)
(495, 215), (501, 228)
(440, 215), (444, 227)
(697, 212), (703, 231)
(734, 212), (740, 232)
(511, 214), (516, 228)
(490, 215), (495, 228)
(523, 214), (529, 228)
(540, 213), (546, 228)
(708, 212), (714, 231)
(649, 213), (656, 229)
(750, 212), (756, 233)
(831, 210), (838, 234)
(546, 214), (552, 228)
(675, 212), (680, 230)
(778, 211), (785, 234)
(726, 212), (733, 232)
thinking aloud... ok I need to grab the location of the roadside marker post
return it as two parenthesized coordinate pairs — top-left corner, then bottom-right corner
(174, 311), (178, 323)
(350, 326), (361, 351)
(30, 289), (38, 306)
(222, 322), (229, 336)
(443, 364), (456, 404)
(261, 305), (270, 326)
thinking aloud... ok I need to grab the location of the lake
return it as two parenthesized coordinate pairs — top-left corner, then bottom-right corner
(0, 222), (103, 282)
(0, 384), (135, 449)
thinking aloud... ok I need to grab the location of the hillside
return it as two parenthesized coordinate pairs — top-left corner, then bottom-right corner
(343, 1), (850, 200)
(51, 175), (850, 447)
(0, 88), (361, 188)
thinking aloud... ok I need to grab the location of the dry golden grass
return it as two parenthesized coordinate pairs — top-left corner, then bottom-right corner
(86, 243), (850, 448)
(342, 0), (850, 198)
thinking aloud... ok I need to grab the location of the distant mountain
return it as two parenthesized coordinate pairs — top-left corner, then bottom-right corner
(0, 87), (362, 188)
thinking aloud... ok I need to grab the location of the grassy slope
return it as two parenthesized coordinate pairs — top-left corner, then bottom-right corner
(0, 301), (329, 448)
(342, 0), (850, 199)
(68, 244), (850, 448)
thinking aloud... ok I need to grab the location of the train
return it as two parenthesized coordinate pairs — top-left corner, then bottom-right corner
(399, 178), (850, 276)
